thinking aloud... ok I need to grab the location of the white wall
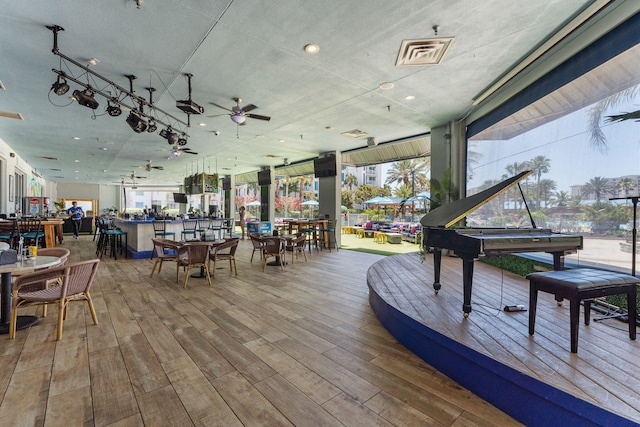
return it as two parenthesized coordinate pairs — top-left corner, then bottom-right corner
(0, 137), (47, 214)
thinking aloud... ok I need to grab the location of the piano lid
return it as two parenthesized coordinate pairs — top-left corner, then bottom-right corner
(420, 170), (533, 228)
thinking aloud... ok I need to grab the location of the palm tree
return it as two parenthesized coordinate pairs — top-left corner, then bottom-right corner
(343, 173), (358, 191)
(582, 176), (613, 202)
(505, 162), (529, 209)
(538, 178), (557, 207)
(529, 155), (551, 207)
(298, 175), (313, 206)
(587, 85), (640, 152)
(550, 190), (571, 207)
(385, 158), (430, 195)
(617, 177), (636, 200)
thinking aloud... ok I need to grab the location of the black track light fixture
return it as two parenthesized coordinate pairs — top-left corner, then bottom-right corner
(177, 137), (188, 146)
(160, 127), (178, 144)
(126, 111), (147, 133)
(106, 101), (122, 117)
(147, 119), (158, 133)
(51, 75), (69, 96)
(72, 89), (99, 109)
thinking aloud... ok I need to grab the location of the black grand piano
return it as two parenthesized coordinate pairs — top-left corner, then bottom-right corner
(421, 170), (583, 317)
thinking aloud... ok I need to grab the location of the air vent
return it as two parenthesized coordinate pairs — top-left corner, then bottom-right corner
(39, 156), (59, 161)
(0, 110), (23, 120)
(396, 37), (454, 66)
(48, 168), (63, 172)
(265, 154), (280, 159)
(51, 176), (65, 179)
(341, 129), (369, 138)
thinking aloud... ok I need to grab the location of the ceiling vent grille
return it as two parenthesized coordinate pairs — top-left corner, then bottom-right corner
(341, 129), (368, 138)
(396, 38), (454, 66)
(0, 110), (23, 120)
(39, 156), (59, 161)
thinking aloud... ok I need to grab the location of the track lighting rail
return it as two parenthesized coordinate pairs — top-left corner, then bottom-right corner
(47, 24), (190, 137)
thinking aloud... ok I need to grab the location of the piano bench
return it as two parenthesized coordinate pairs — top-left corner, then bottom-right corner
(527, 268), (638, 353)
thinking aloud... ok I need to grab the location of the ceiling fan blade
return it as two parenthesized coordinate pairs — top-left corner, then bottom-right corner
(241, 104), (257, 113)
(209, 102), (233, 112)
(246, 113), (271, 121)
(184, 150), (198, 155)
(206, 113), (229, 118)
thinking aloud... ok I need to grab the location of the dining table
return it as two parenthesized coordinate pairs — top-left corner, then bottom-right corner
(0, 255), (63, 334)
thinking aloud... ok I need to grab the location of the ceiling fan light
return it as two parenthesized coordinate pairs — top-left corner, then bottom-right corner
(51, 76), (69, 96)
(231, 114), (246, 124)
(126, 111), (147, 133)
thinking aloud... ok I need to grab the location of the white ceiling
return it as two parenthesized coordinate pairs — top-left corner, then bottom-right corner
(0, 0), (593, 186)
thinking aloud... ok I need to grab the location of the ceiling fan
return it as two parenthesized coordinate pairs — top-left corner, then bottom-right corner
(171, 145), (198, 156)
(121, 171), (147, 180)
(145, 160), (164, 172)
(208, 98), (271, 125)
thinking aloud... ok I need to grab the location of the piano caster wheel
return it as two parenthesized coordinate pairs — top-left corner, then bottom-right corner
(434, 289), (439, 295)
(463, 312), (469, 318)
(557, 301), (563, 307)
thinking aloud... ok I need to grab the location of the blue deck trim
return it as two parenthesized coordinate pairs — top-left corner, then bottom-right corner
(367, 276), (637, 426)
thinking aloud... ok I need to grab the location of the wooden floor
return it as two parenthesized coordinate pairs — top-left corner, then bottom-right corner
(0, 236), (519, 427)
(368, 251), (640, 426)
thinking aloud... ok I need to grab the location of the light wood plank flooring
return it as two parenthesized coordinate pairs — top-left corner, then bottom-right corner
(368, 251), (640, 424)
(0, 236), (520, 426)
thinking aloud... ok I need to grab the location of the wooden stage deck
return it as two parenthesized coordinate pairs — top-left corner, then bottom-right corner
(367, 252), (640, 426)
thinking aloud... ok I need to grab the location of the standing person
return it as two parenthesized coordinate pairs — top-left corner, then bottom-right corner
(67, 201), (84, 239)
(239, 206), (246, 239)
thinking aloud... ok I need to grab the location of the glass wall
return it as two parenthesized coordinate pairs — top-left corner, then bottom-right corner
(467, 41), (640, 274)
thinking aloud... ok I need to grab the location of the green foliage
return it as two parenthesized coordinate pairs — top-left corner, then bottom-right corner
(479, 254), (552, 277)
(353, 185), (391, 205)
(429, 168), (459, 211)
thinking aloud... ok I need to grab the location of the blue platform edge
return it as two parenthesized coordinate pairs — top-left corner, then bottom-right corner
(367, 280), (636, 427)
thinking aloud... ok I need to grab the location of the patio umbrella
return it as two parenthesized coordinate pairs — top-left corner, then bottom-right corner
(245, 200), (261, 216)
(301, 200), (319, 218)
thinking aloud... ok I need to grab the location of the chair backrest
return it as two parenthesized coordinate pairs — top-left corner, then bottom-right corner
(179, 242), (211, 264)
(152, 221), (166, 233)
(262, 237), (284, 255)
(37, 247), (71, 265)
(152, 238), (181, 257)
(13, 263), (68, 294)
(249, 233), (264, 249)
(214, 238), (239, 256)
(183, 219), (198, 231)
(62, 259), (100, 298)
(294, 234), (306, 247)
(197, 218), (211, 229)
(0, 220), (17, 248)
(210, 218), (223, 229)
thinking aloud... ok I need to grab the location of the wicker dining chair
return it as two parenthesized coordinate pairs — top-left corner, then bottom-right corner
(261, 237), (285, 271)
(176, 242), (212, 288)
(209, 238), (239, 277)
(150, 238), (182, 278)
(249, 232), (265, 263)
(9, 259), (100, 340)
(285, 233), (308, 264)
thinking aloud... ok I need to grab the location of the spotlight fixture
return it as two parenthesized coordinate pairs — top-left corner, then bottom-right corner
(177, 137), (187, 146)
(106, 102), (122, 117)
(126, 111), (147, 133)
(146, 119), (157, 133)
(51, 75), (69, 95)
(72, 89), (99, 109)
(160, 127), (179, 145)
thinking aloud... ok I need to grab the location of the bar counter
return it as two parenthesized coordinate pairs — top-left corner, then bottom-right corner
(112, 218), (183, 259)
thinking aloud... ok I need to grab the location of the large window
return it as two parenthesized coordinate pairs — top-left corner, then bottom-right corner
(467, 38), (640, 274)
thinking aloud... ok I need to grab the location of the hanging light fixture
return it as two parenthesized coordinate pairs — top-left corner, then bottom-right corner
(126, 111), (147, 133)
(51, 75), (69, 95)
(72, 89), (99, 109)
(106, 100), (122, 117)
(230, 114), (246, 124)
(146, 119), (157, 133)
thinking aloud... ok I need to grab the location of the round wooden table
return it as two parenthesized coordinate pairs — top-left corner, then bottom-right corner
(0, 255), (62, 334)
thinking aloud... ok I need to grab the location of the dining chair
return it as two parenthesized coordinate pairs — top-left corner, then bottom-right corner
(176, 242), (212, 288)
(181, 219), (199, 240)
(150, 238), (182, 278)
(0, 220), (18, 249)
(152, 220), (176, 240)
(249, 232), (265, 263)
(209, 238), (239, 277)
(9, 259), (100, 340)
(285, 233), (308, 264)
(262, 237), (285, 271)
(318, 219), (338, 252)
(209, 218), (224, 240)
(26, 247), (71, 317)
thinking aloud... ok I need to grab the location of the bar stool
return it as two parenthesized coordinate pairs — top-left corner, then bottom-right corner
(152, 220), (175, 240)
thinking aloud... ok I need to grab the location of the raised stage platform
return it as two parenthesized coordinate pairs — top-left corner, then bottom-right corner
(367, 252), (640, 426)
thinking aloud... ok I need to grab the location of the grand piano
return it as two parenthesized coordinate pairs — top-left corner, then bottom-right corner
(420, 170), (583, 317)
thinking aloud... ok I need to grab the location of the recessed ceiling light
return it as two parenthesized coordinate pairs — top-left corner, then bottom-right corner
(405, 95), (416, 101)
(325, 126), (333, 130)
(73, 137), (81, 140)
(278, 139), (285, 143)
(74, 170), (79, 173)
(304, 43), (320, 54)
(379, 82), (395, 90)
(87, 57), (100, 67)
(198, 122), (206, 127)
(74, 159), (80, 163)
(102, 147), (108, 151)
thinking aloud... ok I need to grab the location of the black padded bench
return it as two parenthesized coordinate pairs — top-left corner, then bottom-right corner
(527, 268), (638, 353)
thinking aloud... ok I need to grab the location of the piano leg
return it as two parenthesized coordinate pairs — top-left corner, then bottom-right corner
(432, 249), (442, 294)
(551, 252), (566, 306)
(461, 256), (475, 317)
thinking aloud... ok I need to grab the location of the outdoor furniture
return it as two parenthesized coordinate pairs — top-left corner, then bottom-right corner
(386, 233), (402, 244)
(0, 220), (18, 249)
(176, 242), (212, 288)
(318, 219), (338, 251)
(150, 238), (182, 278)
(209, 218), (224, 240)
(527, 268), (638, 353)
(209, 238), (239, 277)
(9, 259), (100, 340)
(356, 228), (365, 238)
(373, 231), (387, 243)
(249, 233), (265, 263)
(262, 237), (285, 271)
(285, 233), (308, 264)
(18, 219), (44, 247)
